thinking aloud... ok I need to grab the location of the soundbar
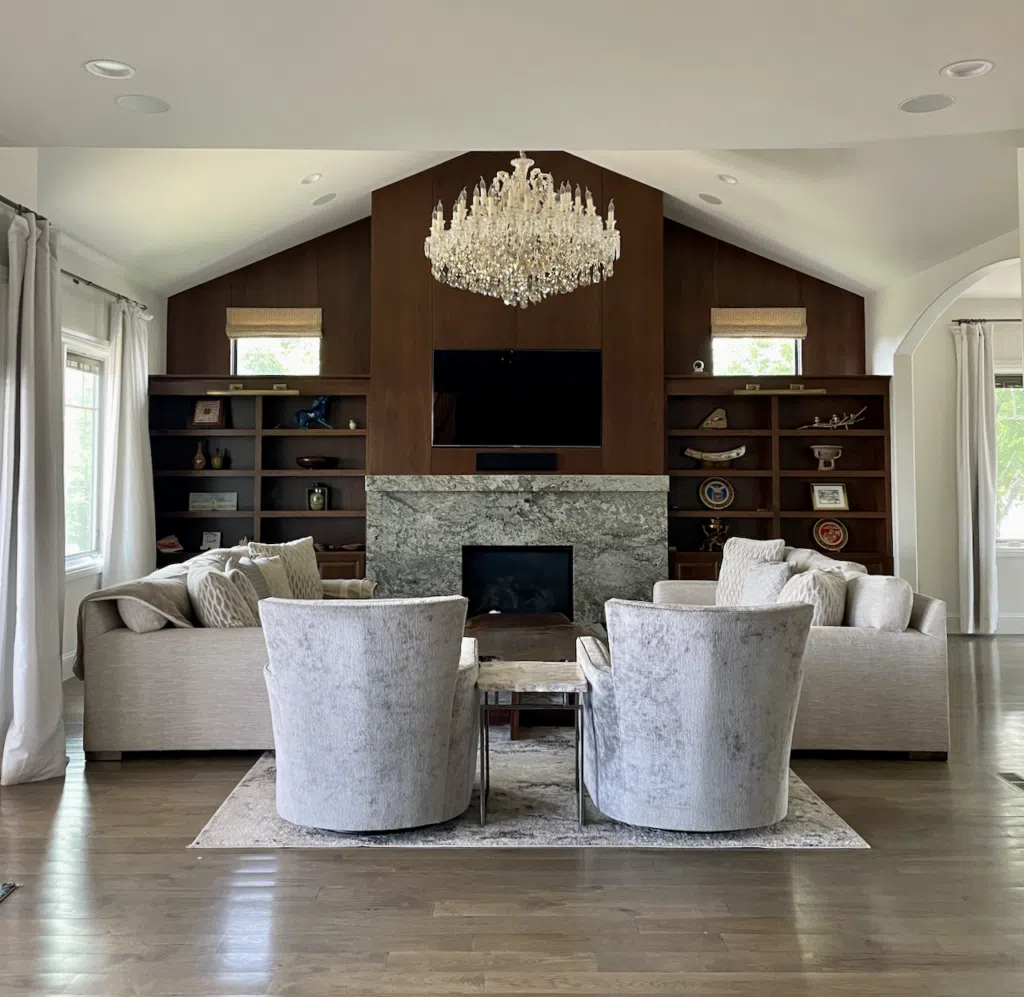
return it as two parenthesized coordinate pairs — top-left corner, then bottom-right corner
(476, 453), (557, 472)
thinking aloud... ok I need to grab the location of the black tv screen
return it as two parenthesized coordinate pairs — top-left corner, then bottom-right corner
(433, 349), (602, 448)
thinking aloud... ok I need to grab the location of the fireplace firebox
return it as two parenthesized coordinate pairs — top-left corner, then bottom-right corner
(462, 545), (573, 619)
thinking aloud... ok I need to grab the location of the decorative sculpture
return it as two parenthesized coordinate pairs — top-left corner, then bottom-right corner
(295, 395), (333, 430)
(699, 407), (728, 430)
(810, 444), (843, 471)
(683, 445), (746, 469)
(700, 518), (730, 552)
(798, 406), (867, 431)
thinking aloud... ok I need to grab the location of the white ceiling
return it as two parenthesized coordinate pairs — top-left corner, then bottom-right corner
(2, 1), (1022, 149)
(960, 258), (1021, 298)
(3, 0), (1023, 296)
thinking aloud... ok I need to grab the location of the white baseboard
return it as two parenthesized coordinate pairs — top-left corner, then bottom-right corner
(998, 614), (1024, 635)
(62, 649), (77, 682)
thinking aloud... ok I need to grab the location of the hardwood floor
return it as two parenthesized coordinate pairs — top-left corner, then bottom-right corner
(2, 637), (1024, 995)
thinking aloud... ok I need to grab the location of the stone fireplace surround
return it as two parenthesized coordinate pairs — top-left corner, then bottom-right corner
(365, 475), (669, 625)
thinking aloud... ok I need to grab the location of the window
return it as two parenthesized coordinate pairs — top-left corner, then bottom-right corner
(226, 307), (322, 375)
(996, 373), (1024, 543)
(709, 307), (806, 376)
(64, 352), (104, 558)
(711, 337), (801, 376)
(231, 336), (321, 376)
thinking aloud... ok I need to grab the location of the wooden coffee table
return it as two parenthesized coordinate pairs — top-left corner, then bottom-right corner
(476, 660), (588, 828)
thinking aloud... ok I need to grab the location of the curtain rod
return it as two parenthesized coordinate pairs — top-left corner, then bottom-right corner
(0, 191), (48, 221)
(61, 270), (149, 313)
(953, 317), (1021, 324)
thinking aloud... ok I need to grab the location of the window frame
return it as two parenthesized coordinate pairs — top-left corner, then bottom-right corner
(62, 329), (110, 577)
(995, 370), (1024, 551)
(710, 336), (803, 377)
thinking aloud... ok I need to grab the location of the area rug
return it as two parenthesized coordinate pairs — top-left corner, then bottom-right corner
(191, 729), (868, 849)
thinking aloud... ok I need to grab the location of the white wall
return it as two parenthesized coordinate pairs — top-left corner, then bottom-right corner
(912, 296), (1022, 633)
(0, 147), (39, 209)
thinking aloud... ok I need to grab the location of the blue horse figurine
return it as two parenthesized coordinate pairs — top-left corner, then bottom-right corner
(295, 395), (333, 429)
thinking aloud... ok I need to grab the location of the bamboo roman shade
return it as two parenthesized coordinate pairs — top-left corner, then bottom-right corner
(711, 307), (808, 340)
(225, 307), (322, 339)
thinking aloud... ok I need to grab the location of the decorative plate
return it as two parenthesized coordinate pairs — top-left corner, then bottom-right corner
(813, 518), (849, 552)
(699, 477), (735, 511)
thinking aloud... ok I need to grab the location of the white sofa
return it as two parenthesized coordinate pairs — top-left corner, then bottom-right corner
(653, 550), (949, 757)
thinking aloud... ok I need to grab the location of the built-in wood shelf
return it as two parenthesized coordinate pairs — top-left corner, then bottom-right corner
(778, 470), (886, 478)
(780, 511), (888, 520)
(260, 510), (365, 518)
(779, 429), (885, 437)
(669, 469), (772, 478)
(156, 511), (254, 519)
(669, 510), (774, 519)
(262, 429), (367, 437)
(668, 428), (773, 437)
(154, 470), (255, 477)
(150, 429), (255, 437)
(260, 469), (366, 477)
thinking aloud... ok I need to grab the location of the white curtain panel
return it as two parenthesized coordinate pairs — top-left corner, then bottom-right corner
(0, 213), (67, 785)
(100, 300), (156, 587)
(953, 322), (999, 634)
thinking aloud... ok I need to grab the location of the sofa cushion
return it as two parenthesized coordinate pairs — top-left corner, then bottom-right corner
(777, 568), (847, 626)
(716, 537), (786, 606)
(187, 562), (261, 628)
(252, 555), (294, 599)
(739, 561), (794, 605)
(248, 537), (321, 599)
(107, 562), (194, 633)
(785, 547), (867, 577)
(232, 555), (272, 600)
(845, 574), (914, 632)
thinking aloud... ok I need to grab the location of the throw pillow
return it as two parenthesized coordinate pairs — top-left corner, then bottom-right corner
(227, 567), (261, 620)
(232, 555), (272, 601)
(844, 574), (914, 632)
(786, 547), (867, 577)
(716, 537), (786, 606)
(777, 568), (847, 627)
(739, 562), (793, 606)
(248, 537), (321, 599)
(116, 598), (170, 634)
(186, 562), (261, 628)
(253, 555), (294, 599)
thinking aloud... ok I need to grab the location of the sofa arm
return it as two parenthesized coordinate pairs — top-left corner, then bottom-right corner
(577, 636), (612, 695)
(653, 579), (717, 607)
(321, 578), (377, 599)
(910, 594), (947, 640)
(74, 597), (126, 680)
(459, 636), (479, 672)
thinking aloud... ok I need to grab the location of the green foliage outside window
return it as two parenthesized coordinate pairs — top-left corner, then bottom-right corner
(996, 384), (1024, 540)
(234, 337), (321, 376)
(711, 338), (798, 376)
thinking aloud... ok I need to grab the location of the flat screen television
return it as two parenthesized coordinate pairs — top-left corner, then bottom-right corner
(433, 349), (602, 448)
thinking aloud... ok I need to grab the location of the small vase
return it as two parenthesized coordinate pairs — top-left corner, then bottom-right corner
(192, 441), (207, 471)
(348, 418), (358, 431)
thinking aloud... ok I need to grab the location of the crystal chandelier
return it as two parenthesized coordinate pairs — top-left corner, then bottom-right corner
(425, 153), (620, 308)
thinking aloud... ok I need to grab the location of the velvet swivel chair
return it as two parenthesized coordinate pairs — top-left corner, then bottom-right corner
(577, 598), (812, 832)
(260, 595), (478, 832)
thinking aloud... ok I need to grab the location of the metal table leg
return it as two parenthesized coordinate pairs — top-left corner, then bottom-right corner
(576, 693), (585, 827)
(479, 697), (488, 826)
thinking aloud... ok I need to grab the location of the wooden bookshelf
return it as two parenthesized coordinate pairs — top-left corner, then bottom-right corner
(149, 376), (369, 576)
(665, 375), (892, 579)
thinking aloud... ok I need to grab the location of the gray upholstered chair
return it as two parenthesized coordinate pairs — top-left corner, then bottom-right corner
(578, 598), (813, 832)
(259, 595), (478, 832)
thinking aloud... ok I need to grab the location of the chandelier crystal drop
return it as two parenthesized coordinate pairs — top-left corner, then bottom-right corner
(424, 153), (621, 308)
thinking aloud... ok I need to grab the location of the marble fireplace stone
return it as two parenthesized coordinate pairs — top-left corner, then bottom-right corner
(365, 475), (668, 625)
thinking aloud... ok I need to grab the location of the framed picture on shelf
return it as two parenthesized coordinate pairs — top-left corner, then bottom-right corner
(190, 398), (225, 428)
(199, 531), (222, 551)
(810, 482), (849, 511)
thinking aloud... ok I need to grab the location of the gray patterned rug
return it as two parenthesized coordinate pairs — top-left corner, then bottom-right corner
(191, 728), (868, 849)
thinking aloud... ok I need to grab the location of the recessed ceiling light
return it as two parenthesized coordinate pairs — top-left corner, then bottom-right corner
(717, 174), (739, 185)
(115, 94), (170, 114)
(898, 93), (955, 114)
(940, 59), (994, 79)
(312, 193), (337, 206)
(699, 193), (723, 205)
(300, 173), (323, 185)
(84, 59), (136, 79)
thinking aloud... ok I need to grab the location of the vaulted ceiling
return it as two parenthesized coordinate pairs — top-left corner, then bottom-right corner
(3, 0), (1022, 295)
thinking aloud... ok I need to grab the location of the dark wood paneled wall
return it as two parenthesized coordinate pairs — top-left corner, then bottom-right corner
(663, 219), (865, 376)
(165, 217), (370, 377)
(369, 152), (664, 475)
(165, 157), (865, 478)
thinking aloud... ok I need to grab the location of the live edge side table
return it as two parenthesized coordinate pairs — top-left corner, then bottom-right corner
(476, 660), (589, 828)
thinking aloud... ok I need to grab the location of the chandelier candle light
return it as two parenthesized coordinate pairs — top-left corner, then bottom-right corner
(425, 153), (621, 308)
